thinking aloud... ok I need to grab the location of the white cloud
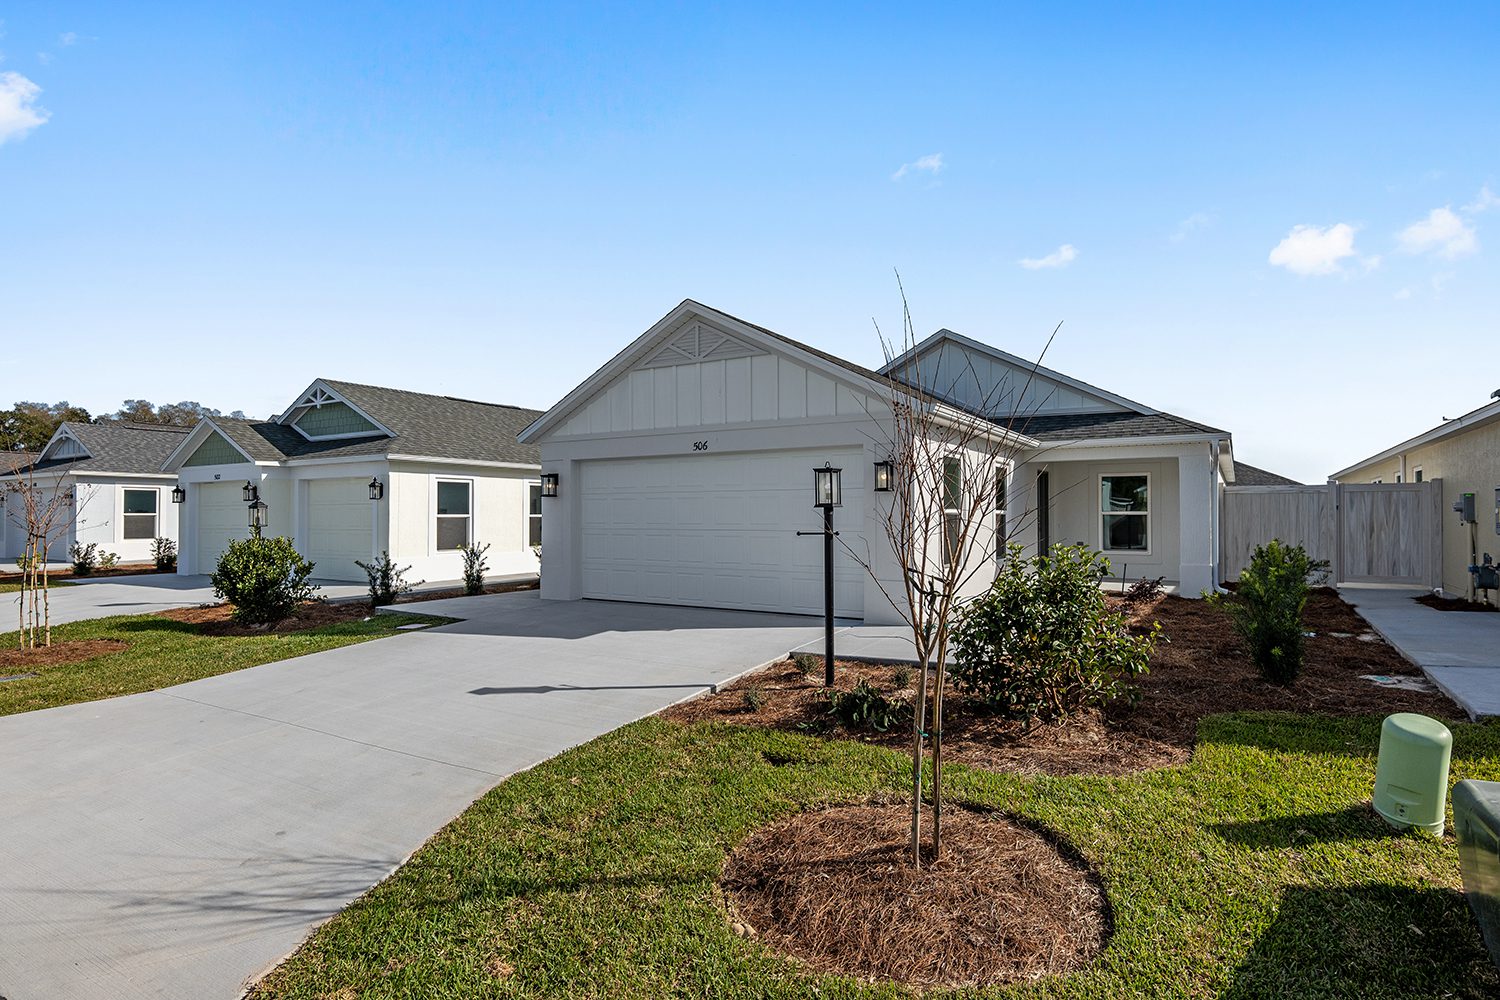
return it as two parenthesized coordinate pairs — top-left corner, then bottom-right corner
(1018, 244), (1078, 270)
(1394, 287), (1412, 300)
(1465, 185), (1500, 214)
(1397, 206), (1477, 259)
(0, 71), (48, 144)
(892, 153), (943, 181)
(58, 32), (77, 46)
(1267, 223), (1359, 276)
(1171, 211), (1214, 242)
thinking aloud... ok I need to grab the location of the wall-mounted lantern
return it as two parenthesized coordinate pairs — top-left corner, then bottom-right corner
(872, 460), (894, 493)
(540, 473), (559, 498)
(241, 481), (259, 502)
(368, 477), (384, 501)
(171, 483), (186, 504)
(248, 499), (269, 534)
(813, 463), (842, 509)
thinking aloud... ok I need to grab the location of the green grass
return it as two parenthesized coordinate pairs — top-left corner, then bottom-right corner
(251, 713), (1500, 999)
(0, 580), (74, 593)
(0, 609), (446, 715)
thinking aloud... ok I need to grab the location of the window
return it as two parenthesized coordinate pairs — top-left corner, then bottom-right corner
(435, 481), (471, 550)
(1414, 467), (1424, 483)
(122, 489), (158, 540)
(1395, 472), (1403, 483)
(526, 482), (542, 547)
(1100, 474), (1149, 552)
(942, 456), (963, 566)
(994, 464), (1009, 561)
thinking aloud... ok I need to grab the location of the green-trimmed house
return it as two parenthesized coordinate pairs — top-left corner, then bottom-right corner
(162, 379), (544, 582)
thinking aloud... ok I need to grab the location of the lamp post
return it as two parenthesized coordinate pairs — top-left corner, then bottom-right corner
(798, 463), (841, 686)
(248, 499), (268, 538)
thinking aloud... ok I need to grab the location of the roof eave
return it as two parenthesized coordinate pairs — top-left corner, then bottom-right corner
(1331, 398), (1500, 480)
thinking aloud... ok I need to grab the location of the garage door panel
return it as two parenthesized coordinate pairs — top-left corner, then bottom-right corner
(197, 482), (250, 574)
(305, 478), (373, 581)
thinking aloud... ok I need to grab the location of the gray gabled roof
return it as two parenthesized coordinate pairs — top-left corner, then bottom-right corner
(1233, 461), (1301, 486)
(997, 409), (1227, 442)
(192, 381), (544, 467)
(10, 422), (190, 477)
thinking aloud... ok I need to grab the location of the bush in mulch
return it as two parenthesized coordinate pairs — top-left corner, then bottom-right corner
(721, 802), (1108, 988)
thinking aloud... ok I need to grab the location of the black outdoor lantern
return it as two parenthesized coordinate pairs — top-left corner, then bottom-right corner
(171, 483), (186, 504)
(241, 480), (259, 502)
(368, 477), (384, 501)
(872, 460), (894, 493)
(248, 498), (269, 533)
(540, 472), (559, 498)
(813, 463), (842, 509)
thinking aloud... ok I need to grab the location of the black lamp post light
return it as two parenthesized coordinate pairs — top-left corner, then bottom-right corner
(248, 498), (269, 536)
(367, 477), (384, 501)
(798, 462), (842, 686)
(171, 483), (186, 504)
(540, 472), (559, 498)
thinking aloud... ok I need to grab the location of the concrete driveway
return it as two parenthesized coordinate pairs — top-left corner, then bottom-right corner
(0, 592), (830, 1000)
(1345, 587), (1500, 718)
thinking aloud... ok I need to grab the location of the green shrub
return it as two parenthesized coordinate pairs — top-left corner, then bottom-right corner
(826, 679), (912, 732)
(151, 537), (177, 572)
(98, 551), (120, 570)
(949, 543), (1157, 720)
(791, 652), (820, 678)
(1210, 539), (1315, 684)
(741, 686), (766, 713)
(458, 541), (490, 596)
(69, 541), (98, 576)
(890, 663), (913, 690)
(211, 535), (319, 624)
(354, 551), (418, 608)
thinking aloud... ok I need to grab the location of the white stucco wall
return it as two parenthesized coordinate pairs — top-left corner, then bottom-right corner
(389, 460), (540, 583)
(2, 475), (179, 564)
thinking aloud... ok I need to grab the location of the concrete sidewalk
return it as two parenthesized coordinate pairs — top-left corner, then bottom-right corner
(1342, 587), (1500, 718)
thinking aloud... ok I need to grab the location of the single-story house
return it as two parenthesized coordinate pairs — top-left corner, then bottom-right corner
(1231, 462), (1300, 487)
(162, 379), (544, 582)
(1332, 393), (1500, 598)
(519, 299), (1240, 625)
(1, 422), (190, 563)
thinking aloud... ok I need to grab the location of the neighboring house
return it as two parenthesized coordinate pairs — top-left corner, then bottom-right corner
(161, 379), (544, 582)
(1, 422), (190, 564)
(1332, 394), (1500, 597)
(519, 299), (1239, 625)
(1231, 462), (1300, 487)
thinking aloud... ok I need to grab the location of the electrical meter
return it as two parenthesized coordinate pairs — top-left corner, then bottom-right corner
(1455, 492), (1477, 524)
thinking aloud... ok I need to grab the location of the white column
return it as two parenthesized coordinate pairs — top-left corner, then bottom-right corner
(540, 458), (581, 601)
(1177, 447), (1215, 596)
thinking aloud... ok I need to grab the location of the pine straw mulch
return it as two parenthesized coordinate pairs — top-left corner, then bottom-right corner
(661, 590), (1461, 777)
(157, 601), (390, 637)
(1416, 592), (1499, 613)
(721, 802), (1107, 989)
(0, 639), (128, 671)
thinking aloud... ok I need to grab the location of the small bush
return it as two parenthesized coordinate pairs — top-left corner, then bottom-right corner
(458, 541), (491, 596)
(152, 537), (178, 572)
(826, 679), (912, 733)
(211, 535), (320, 624)
(1210, 539), (1315, 684)
(98, 551), (120, 570)
(69, 542), (98, 576)
(354, 551), (419, 608)
(791, 653), (820, 678)
(742, 686), (766, 713)
(890, 663), (913, 690)
(1122, 576), (1166, 604)
(949, 543), (1157, 721)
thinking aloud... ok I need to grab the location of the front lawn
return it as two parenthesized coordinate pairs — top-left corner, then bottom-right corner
(0, 580), (73, 593)
(0, 608), (446, 716)
(250, 713), (1500, 999)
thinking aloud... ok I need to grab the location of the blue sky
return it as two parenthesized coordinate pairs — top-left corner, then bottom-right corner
(1, 2), (1495, 481)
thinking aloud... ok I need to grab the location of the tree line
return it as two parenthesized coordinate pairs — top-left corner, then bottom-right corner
(1, 400), (250, 452)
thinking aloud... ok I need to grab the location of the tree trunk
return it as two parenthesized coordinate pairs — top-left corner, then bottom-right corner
(911, 655), (929, 868)
(932, 660), (945, 859)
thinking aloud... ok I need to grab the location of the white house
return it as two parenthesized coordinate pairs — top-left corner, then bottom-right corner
(1, 422), (190, 564)
(161, 379), (544, 583)
(519, 300), (1238, 625)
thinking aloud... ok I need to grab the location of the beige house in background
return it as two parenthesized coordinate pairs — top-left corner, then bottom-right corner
(1333, 394), (1500, 598)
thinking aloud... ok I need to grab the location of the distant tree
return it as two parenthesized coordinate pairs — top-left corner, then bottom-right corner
(0, 402), (93, 452)
(109, 400), (247, 426)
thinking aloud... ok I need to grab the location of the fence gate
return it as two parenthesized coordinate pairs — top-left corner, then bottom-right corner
(1222, 480), (1442, 587)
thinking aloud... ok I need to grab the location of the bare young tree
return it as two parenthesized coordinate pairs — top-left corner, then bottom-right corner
(3, 453), (85, 649)
(848, 283), (1061, 866)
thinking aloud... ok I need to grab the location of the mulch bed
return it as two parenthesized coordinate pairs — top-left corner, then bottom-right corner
(721, 802), (1107, 988)
(662, 591), (1459, 777)
(1416, 593), (1499, 613)
(0, 639), (128, 670)
(0, 563), (162, 584)
(158, 601), (392, 637)
(390, 580), (537, 604)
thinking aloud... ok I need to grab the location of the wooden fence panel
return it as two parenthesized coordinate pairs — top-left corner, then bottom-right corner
(1221, 486), (1334, 582)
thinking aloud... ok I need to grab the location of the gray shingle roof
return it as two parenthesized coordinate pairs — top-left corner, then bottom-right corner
(998, 410), (1227, 442)
(12, 422), (190, 476)
(1233, 461), (1301, 486)
(204, 381), (544, 467)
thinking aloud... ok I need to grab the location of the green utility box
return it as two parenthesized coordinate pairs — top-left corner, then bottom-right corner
(1454, 780), (1500, 968)
(1372, 713), (1452, 836)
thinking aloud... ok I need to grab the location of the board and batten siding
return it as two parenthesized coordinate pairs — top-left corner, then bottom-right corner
(553, 354), (874, 438)
(902, 340), (1128, 418)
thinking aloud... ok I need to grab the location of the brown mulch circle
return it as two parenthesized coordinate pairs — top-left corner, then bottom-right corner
(158, 601), (389, 636)
(0, 639), (128, 670)
(721, 802), (1108, 989)
(1416, 593), (1498, 613)
(661, 590), (1460, 777)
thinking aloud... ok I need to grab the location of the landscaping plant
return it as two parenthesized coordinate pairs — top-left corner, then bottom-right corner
(1122, 575), (1165, 604)
(826, 679), (913, 733)
(1210, 538), (1315, 684)
(69, 541), (98, 576)
(151, 537), (177, 572)
(354, 551), (418, 608)
(791, 652), (820, 678)
(741, 686), (766, 713)
(98, 550), (120, 571)
(458, 541), (490, 596)
(212, 535), (320, 625)
(950, 543), (1157, 720)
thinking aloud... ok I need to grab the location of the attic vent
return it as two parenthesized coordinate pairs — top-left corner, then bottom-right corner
(636, 321), (764, 370)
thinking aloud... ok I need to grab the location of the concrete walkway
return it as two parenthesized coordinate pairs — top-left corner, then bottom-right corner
(1342, 587), (1500, 718)
(0, 593), (829, 1000)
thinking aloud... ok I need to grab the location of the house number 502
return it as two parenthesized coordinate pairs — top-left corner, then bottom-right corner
(692, 441), (709, 451)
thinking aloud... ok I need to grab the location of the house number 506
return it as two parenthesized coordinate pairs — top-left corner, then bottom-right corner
(692, 441), (709, 451)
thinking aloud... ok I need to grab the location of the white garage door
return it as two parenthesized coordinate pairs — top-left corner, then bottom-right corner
(197, 482), (249, 574)
(579, 449), (866, 617)
(305, 478), (372, 581)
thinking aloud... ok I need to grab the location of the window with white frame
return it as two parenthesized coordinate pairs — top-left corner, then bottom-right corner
(1100, 474), (1149, 553)
(1414, 467), (1424, 483)
(942, 456), (963, 566)
(122, 488), (158, 540)
(436, 480), (471, 551)
(994, 463), (1009, 561)
(526, 481), (542, 547)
